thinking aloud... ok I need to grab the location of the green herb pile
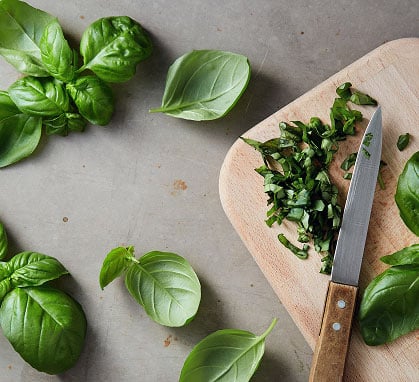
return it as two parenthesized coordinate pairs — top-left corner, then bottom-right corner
(0, 0), (152, 168)
(243, 83), (377, 273)
(0, 221), (86, 374)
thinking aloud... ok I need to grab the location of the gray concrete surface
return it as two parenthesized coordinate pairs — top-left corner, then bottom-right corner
(0, 0), (417, 381)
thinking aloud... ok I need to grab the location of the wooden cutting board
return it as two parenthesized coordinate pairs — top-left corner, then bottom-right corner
(219, 38), (418, 381)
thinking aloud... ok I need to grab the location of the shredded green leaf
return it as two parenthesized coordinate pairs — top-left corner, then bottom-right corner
(243, 83), (378, 273)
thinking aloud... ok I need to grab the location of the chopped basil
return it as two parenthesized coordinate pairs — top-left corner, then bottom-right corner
(341, 152), (357, 171)
(244, 83), (378, 273)
(397, 133), (410, 151)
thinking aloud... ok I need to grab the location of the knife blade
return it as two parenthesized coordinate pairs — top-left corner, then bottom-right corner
(309, 106), (382, 382)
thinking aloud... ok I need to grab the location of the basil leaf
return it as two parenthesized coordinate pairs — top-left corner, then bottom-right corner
(0, 277), (12, 302)
(359, 265), (419, 345)
(44, 113), (87, 136)
(0, 91), (20, 120)
(8, 76), (69, 116)
(40, 20), (77, 82)
(67, 75), (114, 125)
(380, 244), (419, 266)
(397, 133), (410, 151)
(0, 114), (42, 168)
(150, 50), (251, 120)
(0, 286), (86, 374)
(336, 82), (352, 100)
(99, 246), (135, 289)
(0, 0), (56, 76)
(6, 251), (68, 287)
(0, 221), (7, 260)
(278, 234), (308, 259)
(395, 151), (419, 236)
(349, 91), (377, 105)
(124, 251), (201, 327)
(79, 16), (152, 83)
(179, 319), (277, 382)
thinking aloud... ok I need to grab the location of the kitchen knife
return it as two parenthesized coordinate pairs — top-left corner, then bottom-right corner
(309, 106), (382, 381)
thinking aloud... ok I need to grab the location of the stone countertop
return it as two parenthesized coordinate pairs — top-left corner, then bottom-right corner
(0, 0), (417, 381)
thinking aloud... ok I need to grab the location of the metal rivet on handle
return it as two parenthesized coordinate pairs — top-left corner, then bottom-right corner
(337, 300), (346, 309)
(332, 322), (341, 331)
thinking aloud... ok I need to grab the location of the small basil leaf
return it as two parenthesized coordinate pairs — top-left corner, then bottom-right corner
(0, 91), (20, 120)
(8, 77), (69, 116)
(395, 151), (419, 236)
(99, 246), (135, 289)
(359, 265), (419, 345)
(0, 286), (87, 374)
(67, 75), (114, 125)
(0, 221), (7, 260)
(336, 82), (352, 100)
(7, 251), (69, 287)
(396, 133), (410, 151)
(0, 0), (55, 76)
(179, 319), (277, 382)
(40, 20), (77, 82)
(380, 244), (419, 266)
(44, 113), (87, 136)
(0, 114), (42, 168)
(349, 91), (377, 106)
(150, 50), (251, 121)
(124, 251), (201, 327)
(80, 16), (152, 83)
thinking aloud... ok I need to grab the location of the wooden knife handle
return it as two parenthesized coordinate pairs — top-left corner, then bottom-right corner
(309, 281), (358, 382)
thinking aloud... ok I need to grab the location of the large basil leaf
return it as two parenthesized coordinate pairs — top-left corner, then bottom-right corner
(0, 286), (87, 374)
(0, 91), (20, 120)
(0, 0), (57, 76)
(124, 251), (201, 327)
(0, 221), (7, 260)
(359, 265), (419, 345)
(6, 251), (68, 288)
(395, 151), (419, 236)
(8, 76), (69, 117)
(67, 75), (114, 125)
(79, 16), (152, 83)
(0, 114), (42, 168)
(99, 246), (135, 289)
(150, 50), (251, 121)
(44, 113), (87, 136)
(40, 20), (77, 82)
(380, 244), (419, 266)
(179, 319), (277, 382)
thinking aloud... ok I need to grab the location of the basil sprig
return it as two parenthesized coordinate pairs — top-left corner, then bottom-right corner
(359, 244), (419, 345)
(0, 0), (152, 167)
(0, 221), (87, 374)
(244, 83), (377, 273)
(100, 246), (201, 327)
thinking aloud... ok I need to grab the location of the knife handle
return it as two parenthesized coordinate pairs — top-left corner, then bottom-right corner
(309, 281), (358, 382)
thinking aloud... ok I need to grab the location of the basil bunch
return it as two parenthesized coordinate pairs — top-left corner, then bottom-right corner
(359, 244), (419, 345)
(100, 246), (201, 327)
(0, 0), (152, 167)
(0, 221), (87, 374)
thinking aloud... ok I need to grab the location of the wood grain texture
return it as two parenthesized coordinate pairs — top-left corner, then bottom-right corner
(219, 38), (419, 381)
(309, 282), (358, 382)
